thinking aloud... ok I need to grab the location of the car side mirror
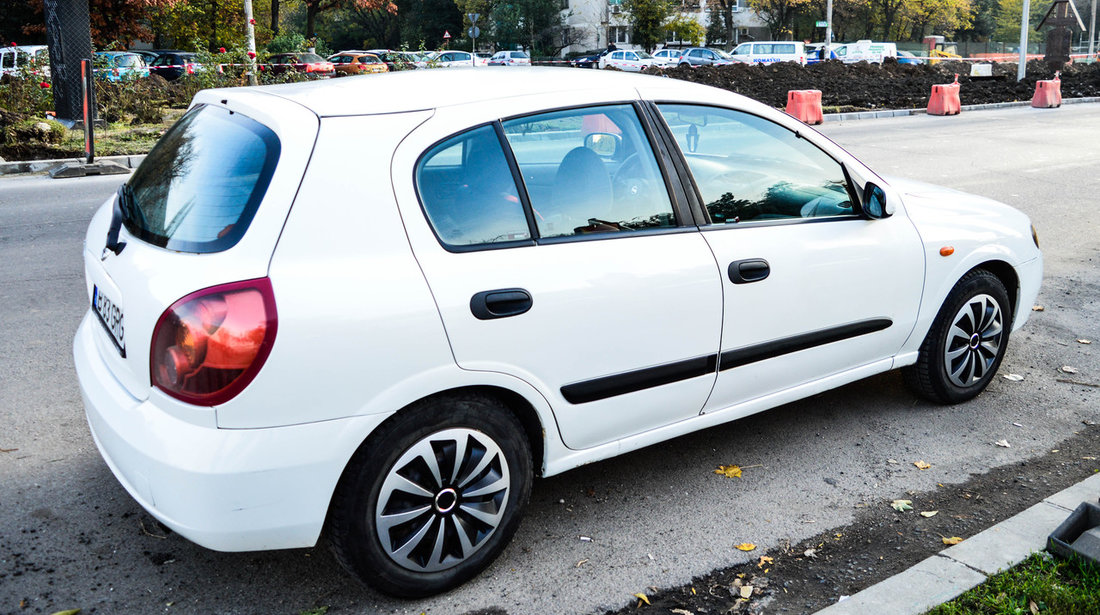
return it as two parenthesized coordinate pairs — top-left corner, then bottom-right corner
(585, 132), (620, 157)
(862, 182), (893, 218)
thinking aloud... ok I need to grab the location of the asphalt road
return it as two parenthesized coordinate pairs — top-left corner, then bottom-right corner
(1, 104), (1098, 615)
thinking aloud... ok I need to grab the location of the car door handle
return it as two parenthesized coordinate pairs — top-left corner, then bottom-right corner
(728, 259), (770, 284)
(470, 288), (533, 320)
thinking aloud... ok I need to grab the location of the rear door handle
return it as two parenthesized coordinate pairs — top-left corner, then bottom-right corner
(470, 288), (533, 320)
(728, 258), (770, 284)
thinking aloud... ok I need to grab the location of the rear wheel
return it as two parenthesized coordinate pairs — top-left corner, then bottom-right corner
(903, 269), (1012, 404)
(327, 393), (532, 597)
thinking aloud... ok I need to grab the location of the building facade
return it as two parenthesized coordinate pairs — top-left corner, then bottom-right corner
(561, 0), (769, 57)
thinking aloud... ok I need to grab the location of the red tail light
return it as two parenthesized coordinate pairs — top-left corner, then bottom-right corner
(151, 278), (277, 406)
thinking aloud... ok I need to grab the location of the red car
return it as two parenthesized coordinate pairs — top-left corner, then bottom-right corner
(265, 52), (335, 76)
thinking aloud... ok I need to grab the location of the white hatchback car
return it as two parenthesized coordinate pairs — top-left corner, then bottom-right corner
(75, 68), (1042, 598)
(599, 49), (658, 71)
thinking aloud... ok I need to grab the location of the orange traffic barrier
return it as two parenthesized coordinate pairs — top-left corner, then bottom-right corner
(785, 89), (823, 125)
(1031, 72), (1062, 108)
(927, 74), (961, 116)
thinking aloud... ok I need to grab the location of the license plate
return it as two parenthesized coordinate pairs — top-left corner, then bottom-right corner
(92, 285), (126, 357)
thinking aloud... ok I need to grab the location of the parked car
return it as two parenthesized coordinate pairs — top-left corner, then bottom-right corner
(149, 51), (201, 81)
(598, 48), (658, 71)
(806, 43), (840, 64)
(730, 41), (808, 65)
(488, 50), (531, 66)
(129, 49), (167, 65)
(569, 51), (605, 68)
(363, 49), (420, 71)
(897, 50), (923, 65)
(75, 68), (1042, 600)
(652, 48), (683, 65)
(426, 50), (486, 67)
(327, 52), (388, 75)
(677, 47), (737, 67)
(93, 51), (149, 81)
(0, 44), (49, 77)
(265, 52), (335, 77)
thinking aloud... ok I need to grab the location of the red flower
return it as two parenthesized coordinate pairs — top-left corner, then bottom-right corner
(247, 51), (256, 58)
(39, 81), (50, 89)
(218, 47), (226, 53)
(249, 18), (256, 24)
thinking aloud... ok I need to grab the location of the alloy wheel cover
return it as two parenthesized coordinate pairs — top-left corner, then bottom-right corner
(375, 428), (511, 572)
(943, 293), (1003, 388)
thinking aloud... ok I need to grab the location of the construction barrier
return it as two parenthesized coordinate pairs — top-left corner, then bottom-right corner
(785, 89), (823, 125)
(927, 74), (961, 116)
(1031, 72), (1062, 108)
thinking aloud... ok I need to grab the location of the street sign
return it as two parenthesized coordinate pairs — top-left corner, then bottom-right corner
(468, 26), (480, 39)
(468, 13), (480, 23)
(816, 20), (829, 27)
(443, 30), (451, 39)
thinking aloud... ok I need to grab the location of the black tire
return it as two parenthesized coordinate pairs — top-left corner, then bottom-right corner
(327, 393), (532, 597)
(903, 269), (1013, 404)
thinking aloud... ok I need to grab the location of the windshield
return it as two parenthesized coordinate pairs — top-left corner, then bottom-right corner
(636, 51), (653, 59)
(299, 53), (325, 63)
(712, 48), (733, 60)
(124, 105), (281, 253)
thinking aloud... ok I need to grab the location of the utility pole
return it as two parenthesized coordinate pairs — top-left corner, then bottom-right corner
(826, 0), (833, 47)
(1018, 0), (1031, 81)
(244, 0), (258, 86)
(1090, 0), (1096, 59)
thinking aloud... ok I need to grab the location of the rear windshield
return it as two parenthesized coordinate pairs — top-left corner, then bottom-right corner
(124, 104), (280, 253)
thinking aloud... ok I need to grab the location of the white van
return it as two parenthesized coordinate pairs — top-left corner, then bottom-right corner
(0, 45), (49, 77)
(730, 41), (807, 65)
(834, 40), (898, 64)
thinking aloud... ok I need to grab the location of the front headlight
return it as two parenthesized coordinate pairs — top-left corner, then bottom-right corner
(1031, 224), (1040, 249)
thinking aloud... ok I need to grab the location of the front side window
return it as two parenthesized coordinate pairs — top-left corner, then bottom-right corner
(125, 104), (281, 253)
(416, 125), (530, 247)
(501, 105), (675, 238)
(658, 104), (854, 223)
(732, 45), (750, 56)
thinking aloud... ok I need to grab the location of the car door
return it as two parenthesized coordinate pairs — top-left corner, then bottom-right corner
(392, 98), (723, 450)
(651, 102), (925, 414)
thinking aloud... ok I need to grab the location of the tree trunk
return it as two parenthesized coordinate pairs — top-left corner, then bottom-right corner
(723, 3), (733, 49)
(271, 0), (280, 35)
(307, 3), (317, 39)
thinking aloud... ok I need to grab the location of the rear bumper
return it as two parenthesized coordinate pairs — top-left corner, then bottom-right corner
(73, 312), (388, 551)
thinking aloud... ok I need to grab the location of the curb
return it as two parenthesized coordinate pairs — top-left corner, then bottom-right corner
(823, 96), (1100, 122)
(813, 472), (1100, 614)
(0, 154), (146, 177)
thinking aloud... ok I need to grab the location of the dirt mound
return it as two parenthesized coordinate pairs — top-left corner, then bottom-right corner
(653, 60), (1100, 109)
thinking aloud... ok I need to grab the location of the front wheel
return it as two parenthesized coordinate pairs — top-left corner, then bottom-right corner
(327, 394), (532, 597)
(903, 269), (1012, 404)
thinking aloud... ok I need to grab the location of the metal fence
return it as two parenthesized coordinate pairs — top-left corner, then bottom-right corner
(42, 0), (94, 122)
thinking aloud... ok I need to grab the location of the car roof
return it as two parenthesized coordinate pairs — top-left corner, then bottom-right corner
(230, 67), (722, 117)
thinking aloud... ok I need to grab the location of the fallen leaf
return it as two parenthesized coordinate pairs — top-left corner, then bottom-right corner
(50, 611), (81, 615)
(757, 556), (774, 568)
(1002, 374), (1024, 382)
(576, 559), (588, 567)
(1061, 366), (1079, 374)
(740, 585), (753, 599)
(1078, 339), (1092, 344)
(1030, 600), (1039, 615)
(834, 533), (843, 539)
(633, 592), (650, 606)
(1032, 305), (1044, 311)
(671, 609), (694, 615)
(804, 548), (817, 558)
(1083, 456), (1098, 460)
(942, 536), (963, 545)
(891, 499), (913, 512)
(735, 543), (757, 552)
(920, 511), (939, 518)
(886, 458), (898, 464)
(914, 460), (931, 470)
(715, 465), (742, 478)
(995, 439), (1011, 448)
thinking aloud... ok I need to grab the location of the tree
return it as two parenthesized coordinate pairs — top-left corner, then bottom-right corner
(992, 0), (1046, 42)
(396, 0), (462, 50)
(623, 0), (673, 52)
(303, 0), (396, 41)
(487, 0), (573, 56)
(666, 13), (705, 45)
(746, 0), (813, 39)
(25, 0), (185, 47)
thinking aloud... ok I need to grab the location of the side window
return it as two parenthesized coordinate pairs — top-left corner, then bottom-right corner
(690, 49), (704, 58)
(626, 52), (639, 61)
(732, 45), (749, 56)
(657, 104), (855, 223)
(501, 105), (676, 238)
(755, 44), (772, 54)
(416, 125), (531, 247)
(775, 44), (795, 54)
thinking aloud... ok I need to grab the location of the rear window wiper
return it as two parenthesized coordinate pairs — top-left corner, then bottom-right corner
(104, 184), (133, 256)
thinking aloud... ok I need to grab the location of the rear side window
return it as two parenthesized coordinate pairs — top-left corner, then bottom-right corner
(125, 104), (280, 253)
(416, 125), (530, 247)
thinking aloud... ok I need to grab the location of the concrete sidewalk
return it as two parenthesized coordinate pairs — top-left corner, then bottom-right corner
(814, 473), (1100, 614)
(0, 153), (145, 176)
